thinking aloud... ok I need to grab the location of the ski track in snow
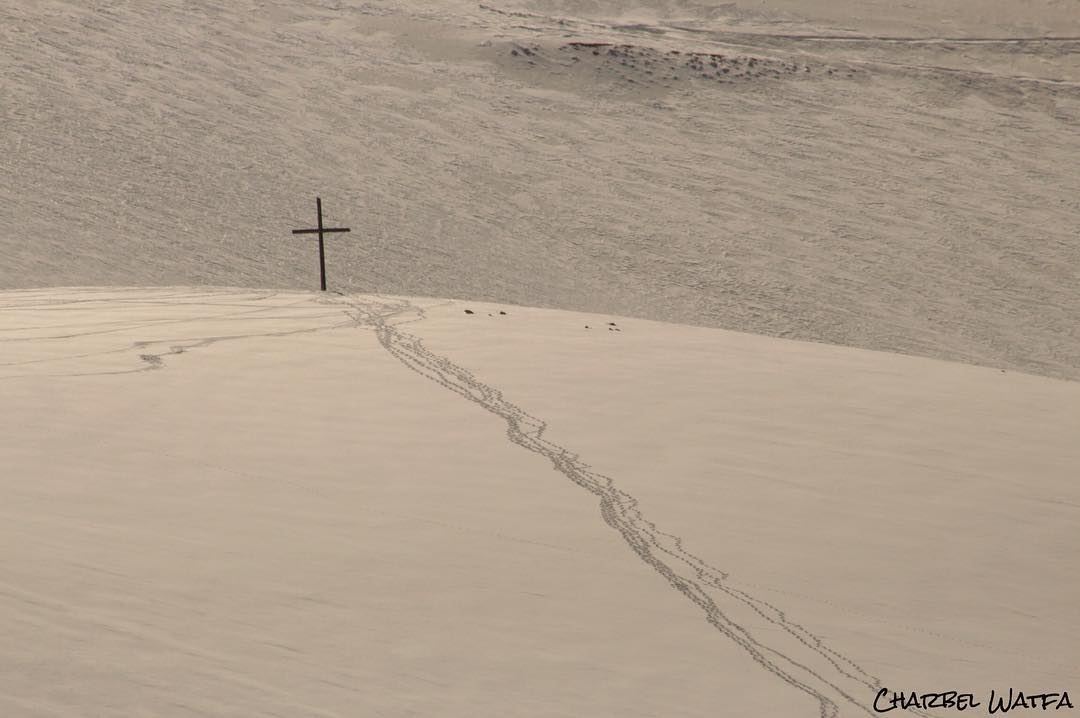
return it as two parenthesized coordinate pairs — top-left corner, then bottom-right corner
(336, 293), (935, 718)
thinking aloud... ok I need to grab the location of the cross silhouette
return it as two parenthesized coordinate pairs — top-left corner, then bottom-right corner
(291, 196), (351, 291)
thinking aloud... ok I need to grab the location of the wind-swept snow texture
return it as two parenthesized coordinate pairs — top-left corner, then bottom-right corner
(3, 1), (1080, 379)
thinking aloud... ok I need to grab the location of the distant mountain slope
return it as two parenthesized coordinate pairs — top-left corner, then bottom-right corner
(2, 1), (1078, 379)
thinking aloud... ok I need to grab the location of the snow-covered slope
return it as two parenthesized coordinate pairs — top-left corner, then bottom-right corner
(2, 287), (1077, 717)
(3, 1), (1079, 379)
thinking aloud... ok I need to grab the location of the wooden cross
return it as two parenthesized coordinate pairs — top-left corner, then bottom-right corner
(291, 196), (351, 291)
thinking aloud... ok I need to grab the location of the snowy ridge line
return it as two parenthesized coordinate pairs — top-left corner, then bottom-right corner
(337, 294), (930, 718)
(0, 290), (360, 379)
(665, 28), (1080, 43)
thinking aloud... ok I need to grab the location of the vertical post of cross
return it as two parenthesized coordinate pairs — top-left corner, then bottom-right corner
(291, 196), (351, 292)
(316, 196), (326, 291)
